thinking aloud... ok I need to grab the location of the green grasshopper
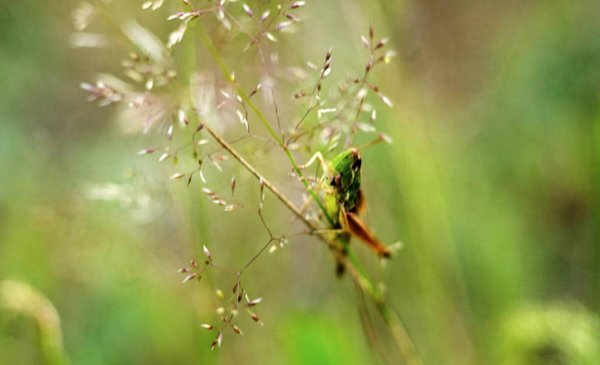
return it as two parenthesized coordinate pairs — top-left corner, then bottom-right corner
(301, 147), (392, 274)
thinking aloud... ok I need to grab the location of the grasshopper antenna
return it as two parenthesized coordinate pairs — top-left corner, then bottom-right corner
(355, 133), (390, 152)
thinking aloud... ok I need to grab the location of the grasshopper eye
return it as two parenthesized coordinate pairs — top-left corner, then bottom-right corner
(330, 175), (341, 187)
(351, 158), (362, 170)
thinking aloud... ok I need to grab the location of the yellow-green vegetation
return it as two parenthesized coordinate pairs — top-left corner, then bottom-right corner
(0, 1), (598, 364)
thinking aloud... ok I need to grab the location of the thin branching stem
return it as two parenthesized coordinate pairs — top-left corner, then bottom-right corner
(194, 22), (335, 227)
(190, 17), (423, 365)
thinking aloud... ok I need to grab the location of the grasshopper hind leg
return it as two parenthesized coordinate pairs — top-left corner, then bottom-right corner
(335, 233), (351, 277)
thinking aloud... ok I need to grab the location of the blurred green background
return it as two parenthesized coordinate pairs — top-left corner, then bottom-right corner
(1, 1), (599, 364)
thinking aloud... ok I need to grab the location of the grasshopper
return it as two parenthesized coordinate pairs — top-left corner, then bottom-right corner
(301, 147), (392, 274)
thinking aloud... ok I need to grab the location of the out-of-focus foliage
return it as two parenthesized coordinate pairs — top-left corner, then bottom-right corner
(1, 281), (67, 365)
(498, 303), (600, 365)
(0, 1), (598, 364)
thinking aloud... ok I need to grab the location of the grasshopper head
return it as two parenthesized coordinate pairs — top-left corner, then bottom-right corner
(330, 148), (361, 177)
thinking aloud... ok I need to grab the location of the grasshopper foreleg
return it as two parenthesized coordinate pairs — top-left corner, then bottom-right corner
(299, 152), (330, 175)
